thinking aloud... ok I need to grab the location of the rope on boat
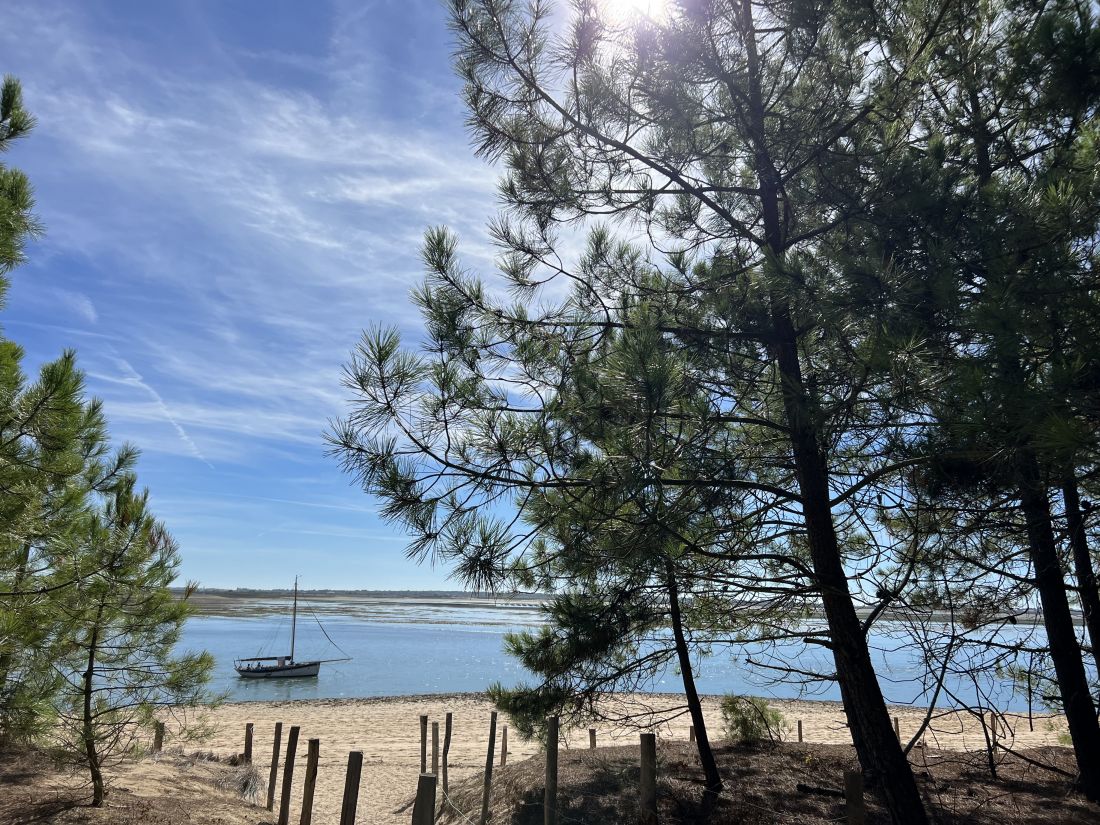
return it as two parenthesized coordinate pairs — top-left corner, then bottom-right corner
(308, 604), (354, 661)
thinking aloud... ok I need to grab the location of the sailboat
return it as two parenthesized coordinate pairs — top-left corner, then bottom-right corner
(234, 578), (348, 679)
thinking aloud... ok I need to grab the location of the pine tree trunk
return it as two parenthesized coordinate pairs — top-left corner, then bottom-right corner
(83, 608), (105, 807)
(664, 558), (722, 794)
(1017, 456), (1100, 801)
(774, 334), (928, 825)
(1062, 476), (1100, 682)
(736, 2), (927, 820)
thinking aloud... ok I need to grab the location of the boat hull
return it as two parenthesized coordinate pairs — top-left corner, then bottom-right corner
(235, 661), (321, 679)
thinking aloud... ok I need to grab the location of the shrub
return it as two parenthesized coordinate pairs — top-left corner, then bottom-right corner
(720, 695), (784, 743)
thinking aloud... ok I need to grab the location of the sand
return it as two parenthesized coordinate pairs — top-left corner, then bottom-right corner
(162, 693), (1071, 824)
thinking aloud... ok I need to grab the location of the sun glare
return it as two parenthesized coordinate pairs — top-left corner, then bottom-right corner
(602, 0), (670, 24)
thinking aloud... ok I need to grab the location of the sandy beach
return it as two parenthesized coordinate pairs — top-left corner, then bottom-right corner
(167, 693), (1071, 824)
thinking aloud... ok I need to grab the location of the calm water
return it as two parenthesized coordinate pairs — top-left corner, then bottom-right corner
(180, 596), (1056, 712)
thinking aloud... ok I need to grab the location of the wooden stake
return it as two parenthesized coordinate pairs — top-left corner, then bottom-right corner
(420, 714), (429, 775)
(299, 738), (319, 825)
(339, 751), (363, 825)
(688, 725), (695, 743)
(152, 721), (165, 753)
(267, 722), (283, 811)
(480, 711), (497, 825)
(277, 725), (300, 825)
(244, 722), (254, 764)
(797, 720), (803, 743)
(501, 725), (508, 767)
(894, 716), (900, 739)
(844, 769), (866, 825)
(412, 773), (438, 825)
(639, 732), (657, 825)
(545, 716), (559, 825)
(442, 712), (453, 806)
(588, 728), (596, 749)
(432, 721), (440, 775)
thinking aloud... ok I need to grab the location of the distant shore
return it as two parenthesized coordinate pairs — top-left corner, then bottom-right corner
(177, 588), (1061, 626)
(179, 588), (550, 615)
(190, 691), (1069, 825)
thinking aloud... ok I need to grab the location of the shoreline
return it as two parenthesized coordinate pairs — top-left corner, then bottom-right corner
(183, 691), (1069, 825)
(205, 689), (1066, 719)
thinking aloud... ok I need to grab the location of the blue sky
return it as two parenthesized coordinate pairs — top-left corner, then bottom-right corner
(2, 0), (509, 589)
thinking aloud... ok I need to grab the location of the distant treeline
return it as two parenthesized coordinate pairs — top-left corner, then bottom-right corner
(171, 588), (551, 600)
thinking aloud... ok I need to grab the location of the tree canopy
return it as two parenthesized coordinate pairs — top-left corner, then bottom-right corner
(330, 2), (1100, 820)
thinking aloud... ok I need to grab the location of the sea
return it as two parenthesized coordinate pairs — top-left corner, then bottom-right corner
(180, 594), (1061, 713)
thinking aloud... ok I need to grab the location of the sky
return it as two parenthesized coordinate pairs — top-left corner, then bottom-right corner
(1, 0), (515, 589)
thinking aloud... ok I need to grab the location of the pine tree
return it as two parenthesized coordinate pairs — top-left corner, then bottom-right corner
(0, 75), (137, 741)
(869, 0), (1100, 796)
(54, 479), (213, 806)
(330, 3), (971, 822)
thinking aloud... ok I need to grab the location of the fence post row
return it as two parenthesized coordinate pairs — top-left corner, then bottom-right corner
(244, 722), (254, 764)
(545, 716), (559, 825)
(480, 711), (497, 825)
(300, 738), (320, 825)
(412, 772), (438, 825)
(277, 725), (300, 825)
(339, 751), (364, 825)
(267, 722), (283, 811)
(639, 732), (657, 825)
(844, 769), (866, 825)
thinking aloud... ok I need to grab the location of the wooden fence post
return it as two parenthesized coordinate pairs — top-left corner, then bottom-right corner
(797, 720), (803, 743)
(894, 716), (900, 739)
(277, 725), (300, 825)
(545, 716), (559, 825)
(153, 721), (165, 753)
(589, 728), (596, 749)
(844, 769), (866, 825)
(639, 732), (657, 825)
(267, 722), (283, 811)
(420, 714), (429, 774)
(339, 751), (364, 825)
(299, 738), (319, 825)
(442, 712), (453, 806)
(480, 711), (497, 825)
(412, 773), (438, 825)
(244, 722), (254, 764)
(432, 721), (440, 775)
(501, 725), (508, 767)
(688, 725), (695, 743)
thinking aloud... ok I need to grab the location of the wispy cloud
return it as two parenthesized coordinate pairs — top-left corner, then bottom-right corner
(0, 0), (499, 588)
(51, 288), (98, 323)
(109, 356), (215, 469)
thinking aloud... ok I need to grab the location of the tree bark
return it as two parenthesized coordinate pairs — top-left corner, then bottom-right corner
(82, 607), (105, 807)
(1017, 457), (1100, 801)
(664, 558), (722, 794)
(1062, 476), (1100, 681)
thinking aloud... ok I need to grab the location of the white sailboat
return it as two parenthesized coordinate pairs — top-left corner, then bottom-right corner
(234, 578), (347, 679)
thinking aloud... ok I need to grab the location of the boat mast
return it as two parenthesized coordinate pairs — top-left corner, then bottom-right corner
(290, 576), (297, 661)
